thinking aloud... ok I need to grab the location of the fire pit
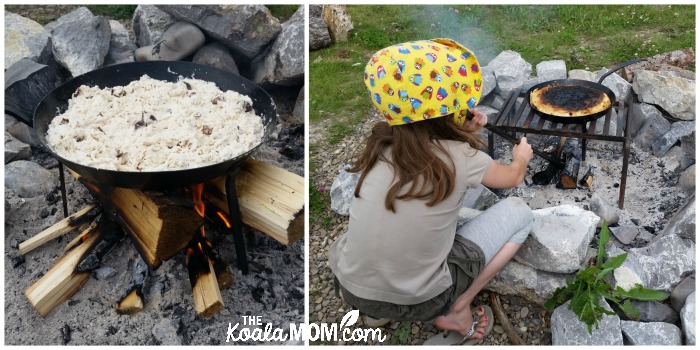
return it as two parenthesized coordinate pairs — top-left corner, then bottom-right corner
(487, 89), (631, 208)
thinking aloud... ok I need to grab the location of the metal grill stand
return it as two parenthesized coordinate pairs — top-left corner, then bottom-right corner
(225, 170), (249, 275)
(487, 90), (631, 208)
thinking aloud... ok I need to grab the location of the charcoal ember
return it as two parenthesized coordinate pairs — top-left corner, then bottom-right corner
(276, 123), (305, 160)
(76, 219), (125, 272)
(60, 324), (71, 345)
(11, 254), (25, 268)
(45, 190), (60, 205)
(279, 145), (304, 160)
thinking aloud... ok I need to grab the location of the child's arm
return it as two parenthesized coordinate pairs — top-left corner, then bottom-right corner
(480, 137), (533, 188)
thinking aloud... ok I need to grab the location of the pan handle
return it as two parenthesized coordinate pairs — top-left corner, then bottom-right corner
(597, 58), (647, 84)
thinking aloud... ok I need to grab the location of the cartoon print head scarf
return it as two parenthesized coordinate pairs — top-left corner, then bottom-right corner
(364, 38), (483, 126)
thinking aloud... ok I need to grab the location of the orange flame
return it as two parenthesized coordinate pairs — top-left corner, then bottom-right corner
(190, 183), (205, 217)
(216, 211), (232, 229)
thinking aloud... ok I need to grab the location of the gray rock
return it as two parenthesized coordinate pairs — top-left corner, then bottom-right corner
(5, 160), (58, 198)
(627, 103), (660, 138)
(633, 70), (695, 121)
(634, 106), (671, 152)
(330, 167), (360, 216)
(608, 234), (695, 293)
(485, 260), (569, 305)
(551, 299), (623, 345)
(620, 321), (682, 345)
(192, 42), (239, 75)
(309, 6), (331, 51)
(628, 300), (679, 323)
(93, 266), (117, 280)
(151, 318), (181, 345)
(473, 105), (499, 119)
(589, 193), (619, 227)
(652, 121), (695, 157)
(536, 60), (567, 81)
(134, 21), (205, 62)
(655, 194), (695, 243)
(5, 114), (18, 128)
(487, 50), (532, 97)
(519, 77), (543, 94)
(680, 130), (695, 170)
(515, 205), (599, 273)
(105, 20), (135, 65)
(609, 225), (641, 245)
(568, 69), (596, 81)
(679, 164), (695, 190)
(5, 121), (39, 148)
(44, 7), (93, 32)
(5, 59), (63, 124)
(157, 5), (282, 60)
(681, 292), (696, 345)
(457, 207), (482, 228)
(50, 10), (111, 76)
(291, 87), (304, 124)
(5, 197), (10, 221)
(5, 132), (31, 163)
(132, 5), (178, 47)
(250, 6), (304, 86)
(489, 95), (505, 111)
(26, 30), (51, 63)
(595, 67), (634, 103)
(5, 11), (45, 67)
(671, 274), (695, 313)
(480, 66), (497, 97)
(462, 185), (498, 211)
(322, 5), (354, 42)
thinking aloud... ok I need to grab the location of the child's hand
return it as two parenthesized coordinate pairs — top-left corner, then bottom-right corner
(513, 137), (533, 163)
(465, 110), (487, 129)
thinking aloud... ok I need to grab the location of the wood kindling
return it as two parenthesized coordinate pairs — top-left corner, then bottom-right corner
(19, 204), (100, 255)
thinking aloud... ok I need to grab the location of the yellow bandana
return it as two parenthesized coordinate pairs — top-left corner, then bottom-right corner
(364, 38), (483, 126)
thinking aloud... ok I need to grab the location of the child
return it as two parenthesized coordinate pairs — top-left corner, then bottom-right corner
(328, 38), (535, 345)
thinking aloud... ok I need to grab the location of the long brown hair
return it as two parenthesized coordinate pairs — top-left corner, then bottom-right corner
(349, 115), (484, 212)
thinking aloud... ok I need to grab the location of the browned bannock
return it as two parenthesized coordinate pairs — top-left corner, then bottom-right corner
(530, 85), (611, 117)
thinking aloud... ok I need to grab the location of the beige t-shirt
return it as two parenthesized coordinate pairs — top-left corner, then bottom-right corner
(328, 140), (492, 305)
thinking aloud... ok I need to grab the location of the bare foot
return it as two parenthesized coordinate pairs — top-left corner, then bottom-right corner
(434, 305), (489, 339)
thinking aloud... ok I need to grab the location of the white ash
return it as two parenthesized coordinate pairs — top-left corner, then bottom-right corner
(46, 75), (264, 171)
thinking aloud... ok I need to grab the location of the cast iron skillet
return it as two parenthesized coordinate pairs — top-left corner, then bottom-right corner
(33, 61), (278, 190)
(526, 58), (645, 124)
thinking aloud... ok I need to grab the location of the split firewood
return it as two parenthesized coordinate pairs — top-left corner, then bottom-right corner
(193, 229), (234, 290)
(186, 241), (224, 318)
(68, 168), (204, 269)
(579, 165), (595, 188)
(19, 204), (101, 255)
(204, 158), (305, 245)
(116, 254), (149, 315)
(24, 228), (103, 317)
(489, 293), (525, 345)
(532, 137), (567, 185)
(556, 138), (582, 190)
(63, 216), (100, 252)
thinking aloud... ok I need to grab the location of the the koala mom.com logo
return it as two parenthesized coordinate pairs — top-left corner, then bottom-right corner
(225, 310), (387, 343)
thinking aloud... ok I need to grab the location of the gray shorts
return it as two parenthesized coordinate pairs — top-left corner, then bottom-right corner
(337, 197), (533, 321)
(339, 235), (485, 322)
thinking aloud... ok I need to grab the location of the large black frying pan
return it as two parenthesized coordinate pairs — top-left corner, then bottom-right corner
(33, 61), (278, 190)
(526, 58), (645, 124)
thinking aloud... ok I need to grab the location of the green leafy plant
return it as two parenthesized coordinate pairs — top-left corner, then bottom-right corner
(391, 322), (411, 345)
(544, 220), (669, 334)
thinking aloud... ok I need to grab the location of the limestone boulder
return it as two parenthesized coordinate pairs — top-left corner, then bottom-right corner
(633, 70), (695, 121)
(5, 11), (45, 67)
(487, 50), (532, 97)
(192, 42), (239, 75)
(620, 321), (682, 345)
(132, 5), (178, 47)
(250, 6), (304, 86)
(330, 167), (360, 216)
(50, 8), (111, 76)
(5, 161), (58, 198)
(322, 5), (353, 42)
(551, 299), (623, 345)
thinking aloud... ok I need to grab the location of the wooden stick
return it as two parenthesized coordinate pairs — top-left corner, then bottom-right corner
(63, 216), (100, 252)
(19, 204), (97, 255)
(24, 230), (102, 317)
(204, 158), (305, 245)
(188, 244), (224, 318)
(490, 293), (525, 345)
(116, 288), (144, 315)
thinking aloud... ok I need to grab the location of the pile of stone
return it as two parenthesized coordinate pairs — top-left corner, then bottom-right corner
(329, 48), (695, 345)
(309, 5), (354, 51)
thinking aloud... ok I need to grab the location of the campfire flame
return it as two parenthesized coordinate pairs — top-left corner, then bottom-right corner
(191, 183), (205, 217)
(216, 211), (232, 228)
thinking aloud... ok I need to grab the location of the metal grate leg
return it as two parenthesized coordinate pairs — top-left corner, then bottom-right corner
(225, 171), (249, 275)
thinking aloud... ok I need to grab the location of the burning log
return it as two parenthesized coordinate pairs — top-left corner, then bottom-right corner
(116, 254), (149, 315)
(532, 137), (567, 186)
(204, 158), (304, 245)
(75, 219), (125, 272)
(19, 204), (100, 255)
(556, 139), (582, 190)
(186, 241), (224, 318)
(63, 216), (100, 252)
(24, 227), (103, 317)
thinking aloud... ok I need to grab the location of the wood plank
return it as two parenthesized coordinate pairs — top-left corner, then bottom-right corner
(19, 204), (97, 255)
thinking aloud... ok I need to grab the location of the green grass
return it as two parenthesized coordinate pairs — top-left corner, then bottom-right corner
(309, 5), (695, 145)
(309, 179), (332, 229)
(267, 5), (299, 22)
(86, 5), (137, 20)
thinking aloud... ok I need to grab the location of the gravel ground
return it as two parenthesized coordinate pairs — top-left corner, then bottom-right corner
(309, 107), (689, 345)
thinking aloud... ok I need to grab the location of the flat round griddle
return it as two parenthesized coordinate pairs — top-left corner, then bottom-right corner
(34, 61), (278, 190)
(526, 58), (645, 124)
